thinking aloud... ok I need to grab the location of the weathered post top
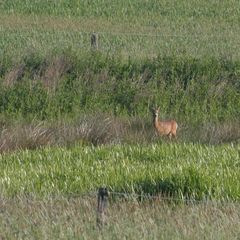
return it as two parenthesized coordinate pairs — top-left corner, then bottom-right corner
(91, 33), (99, 50)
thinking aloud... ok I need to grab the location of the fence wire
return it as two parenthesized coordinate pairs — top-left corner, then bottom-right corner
(36, 189), (238, 205)
(0, 190), (239, 207)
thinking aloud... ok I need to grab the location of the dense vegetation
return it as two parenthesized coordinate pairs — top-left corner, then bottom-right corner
(0, 143), (239, 201)
(0, 0), (239, 132)
(1, 52), (239, 122)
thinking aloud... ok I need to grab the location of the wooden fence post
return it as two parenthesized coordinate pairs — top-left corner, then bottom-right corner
(91, 33), (99, 50)
(96, 187), (108, 228)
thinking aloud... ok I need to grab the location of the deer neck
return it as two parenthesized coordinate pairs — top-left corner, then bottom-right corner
(154, 115), (160, 128)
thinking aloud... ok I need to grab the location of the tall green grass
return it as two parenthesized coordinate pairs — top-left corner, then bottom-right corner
(0, 143), (239, 200)
(0, 52), (239, 123)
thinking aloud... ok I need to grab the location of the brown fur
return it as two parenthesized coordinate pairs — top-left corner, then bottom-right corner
(152, 107), (178, 140)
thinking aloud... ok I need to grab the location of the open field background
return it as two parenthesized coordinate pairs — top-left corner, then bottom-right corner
(0, 0), (240, 238)
(0, 0), (240, 59)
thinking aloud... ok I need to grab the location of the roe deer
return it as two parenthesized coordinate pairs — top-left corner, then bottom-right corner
(151, 107), (178, 140)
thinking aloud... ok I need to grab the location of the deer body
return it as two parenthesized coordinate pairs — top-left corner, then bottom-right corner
(152, 108), (178, 139)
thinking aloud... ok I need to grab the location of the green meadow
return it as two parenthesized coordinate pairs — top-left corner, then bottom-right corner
(0, 143), (239, 200)
(0, 0), (240, 238)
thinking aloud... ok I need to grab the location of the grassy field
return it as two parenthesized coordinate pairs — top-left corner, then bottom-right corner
(0, 1), (240, 238)
(0, 143), (239, 200)
(0, 0), (240, 59)
(0, 197), (239, 239)
(0, 52), (239, 124)
(0, 0), (239, 130)
(0, 142), (239, 238)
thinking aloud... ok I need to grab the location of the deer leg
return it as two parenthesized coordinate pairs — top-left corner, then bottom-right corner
(172, 133), (177, 139)
(168, 132), (172, 140)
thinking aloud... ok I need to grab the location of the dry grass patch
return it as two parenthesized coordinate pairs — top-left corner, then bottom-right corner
(3, 64), (25, 87)
(0, 116), (239, 153)
(0, 123), (53, 153)
(0, 196), (239, 239)
(43, 55), (73, 90)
